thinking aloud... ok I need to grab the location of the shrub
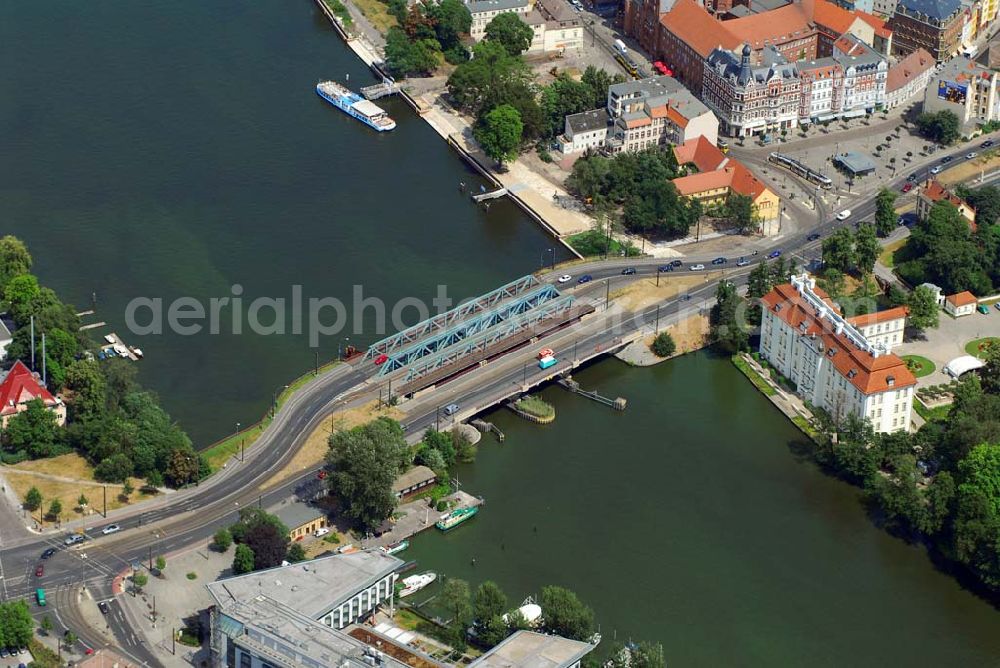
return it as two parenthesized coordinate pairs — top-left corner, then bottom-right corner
(650, 332), (677, 358)
(186, 572), (197, 580)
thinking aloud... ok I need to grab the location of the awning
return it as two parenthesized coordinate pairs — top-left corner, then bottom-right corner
(815, 114), (837, 122)
(842, 110), (866, 119)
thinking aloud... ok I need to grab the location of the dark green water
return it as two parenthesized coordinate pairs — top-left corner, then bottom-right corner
(407, 354), (1000, 666)
(3, 2), (999, 663)
(0, 1), (567, 444)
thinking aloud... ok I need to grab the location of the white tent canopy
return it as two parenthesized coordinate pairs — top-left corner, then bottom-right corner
(944, 355), (985, 378)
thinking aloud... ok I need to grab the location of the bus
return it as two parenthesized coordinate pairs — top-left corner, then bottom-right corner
(36, 588), (46, 606)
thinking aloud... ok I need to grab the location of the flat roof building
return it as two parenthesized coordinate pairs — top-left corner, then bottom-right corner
(470, 631), (594, 668)
(274, 501), (328, 541)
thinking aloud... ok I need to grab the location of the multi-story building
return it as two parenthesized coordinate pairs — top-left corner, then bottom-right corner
(871, 0), (898, 17)
(798, 58), (845, 120)
(558, 108), (613, 154)
(702, 45), (802, 137)
(0, 360), (66, 429)
(671, 136), (782, 233)
(759, 274), (917, 433)
(884, 47), (935, 108)
(471, 632), (594, 668)
(845, 307), (909, 351)
(524, 0), (584, 53)
(923, 55), (1000, 125)
(467, 0), (532, 41)
(916, 179), (978, 228)
(833, 35), (888, 115)
(888, 0), (964, 60)
(605, 75), (720, 152)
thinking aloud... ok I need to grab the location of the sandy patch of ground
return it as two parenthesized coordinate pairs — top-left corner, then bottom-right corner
(939, 150), (1000, 186)
(610, 274), (717, 311)
(264, 400), (403, 488)
(617, 313), (711, 366)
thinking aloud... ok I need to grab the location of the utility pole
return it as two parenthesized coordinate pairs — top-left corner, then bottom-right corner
(605, 280), (611, 311)
(103, 486), (107, 518)
(241, 437), (245, 462)
(30, 316), (35, 370)
(148, 546), (152, 570)
(172, 628), (176, 655)
(315, 351), (319, 375)
(435, 406), (441, 432)
(387, 378), (392, 404)
(655, 304), (660, 333)
(41, 333), (47, 386)
(258, 495), (262, 509)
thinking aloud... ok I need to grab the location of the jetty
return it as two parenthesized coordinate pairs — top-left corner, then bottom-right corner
(471, 419), (505, 442)
(100, 332), (143, 362)
(472, 187), (508, 202)
(558, 376), (627, 411)
(361, 77), (401, 100)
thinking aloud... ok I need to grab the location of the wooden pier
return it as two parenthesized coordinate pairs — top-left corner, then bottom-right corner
(361, 77), (400, 100)
(557, 376), (627, 410)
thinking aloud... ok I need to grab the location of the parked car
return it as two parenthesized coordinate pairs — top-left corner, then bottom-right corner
(442, 403), (459, 416)
(98, 601), (110, 615)
(768, 250), (782, 259)
(689, 264), (705, 271)
(557, 274), (572, 283)
(901, 182), (913, 193)
(930, 165), (942, 174)
(836, 209), (852, 220)
(620, 267), (636, 275)
(101, 524), (121, 535)
(658, 264), (674, 272)
(577, 274), (593, 284)
(40, 548), (56, 560)
(736, 257), (750, 267)
(680, 294), (692, 301)
(977, 304), (990, 314)
(994, 303), (1000, 312)
(806, 233), (821, 241)
(314, 527), (331, 537)
(711, 257), (727, 265)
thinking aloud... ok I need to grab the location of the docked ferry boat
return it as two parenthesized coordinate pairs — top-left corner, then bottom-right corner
(315, 80), (396, 132)
(435, 506), (478, 531)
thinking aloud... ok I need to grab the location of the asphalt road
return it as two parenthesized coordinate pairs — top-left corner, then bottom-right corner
(1, 134), (994, 666)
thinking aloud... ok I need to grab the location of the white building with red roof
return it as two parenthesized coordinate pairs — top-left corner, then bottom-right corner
(846, 305), (909, 352)
(760, 275), (916, 433)
(0, 360), (66, 429)
(944, 290), (978, 317)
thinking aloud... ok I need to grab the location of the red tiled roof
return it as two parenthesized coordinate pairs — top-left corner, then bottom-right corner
(855, 10), (892, 39)
(946, 291), (977, 306)
(672, 136), (727, 173)
(812, 0), (859, 35)
(846, 306), (909, 328)
(664, 106), (689, 128)
(728, 161), (769, 200)
(659, 0), (740, 58)
(672, 169), (733, 195)
(0, 360), (58, 418)
(723, 3), (813, 49)
(886, 48), (934, 93)
(624, 116), (652, 129)
(761, 283), (917, 394)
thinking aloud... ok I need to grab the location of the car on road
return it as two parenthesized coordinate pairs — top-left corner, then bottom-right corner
(836, 209), (852, 220)
(64, 534), (85, 546)
(577, 274), (592, 284)
(35, 565), (44, 577)
(982, 140), (995, 148)
(658, 264), (674, 272)
(907, 173), (918, 181)
(806, 233), (821, 241)
(689, 264), (705, 271)
(620, 267), (636, 275)
(711, 257), (727, 265)
(768, 250), (782, 259)
(670, 259), (683, 267)
(98, 601), (110, 615)
(314, 527), (330, 537)
(557, 274), (572, 283)
(967, 152), (978, 159)
(373, 353), (388, 365)
(901, 182), (913, 193)
(736, 257), (750, 267)
(680, 294), (692, 301)
(930, 165), (942, 174)
(941, 155), (953, 164)
(101, 524), (121, 535)
(40, 548), (56, 560)
(443, 403), (459, 416)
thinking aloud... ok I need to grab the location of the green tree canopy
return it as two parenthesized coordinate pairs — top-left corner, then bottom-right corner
(874, 188), (898, 237)
(2, 399), (64, 459)
(916, 110), (960, 144)
(539, 586), (594, 641)
(474, 104), (523, 167)
(213, 528), (233, 552)
(854, 223), (880, 275)
(724, 193), (758, 234)
(710, 280), (748, 354)
(233, 544), (255, 575)
(24, 487), (42, 511)
(821, 227), (857, 274)
(325, 417), (410, 530)
(581, 66), (625, 109)
(897, 200), (992, 295)
(447, 40), (535, 117)
(907, 285), (940, 331)
(650, 331), (676, 357)
(385, 27), (441, 77)
(0, 235), (32, 293)
(484, 12), (534, 56)
(0, 601), (34, 649)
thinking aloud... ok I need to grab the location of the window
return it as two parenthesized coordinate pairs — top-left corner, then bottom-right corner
(239, 651), (252, 668)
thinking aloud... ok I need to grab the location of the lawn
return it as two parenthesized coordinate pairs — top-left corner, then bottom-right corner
(732, 355), (777, 397)
(350, 0), (397, 33)
(567, 230), (640, 258)
(878, 238), (908, 269)
(914, 400), (951, 422)
(965, 337), (1000, 359)
(901, 354), (936, 378)
(514, 395), (555, 419)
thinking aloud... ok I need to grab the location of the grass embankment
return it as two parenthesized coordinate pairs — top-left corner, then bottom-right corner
(731, 355), (776, 397)
(914, 400), (951, 422)
(566, 230), (640, 258)
(350, 0), (397, 32)
(201, 361), (342, 471)
(965, 337), (1000, 358)
(4, 453), (150, 520)
(323, 0), (354, 27)
(901, 355), (936, 378)
(514, 395), (555, 419)
(878, 238), (908, 269)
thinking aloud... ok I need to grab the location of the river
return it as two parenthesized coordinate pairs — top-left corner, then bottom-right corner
(1, 2), (999, 664)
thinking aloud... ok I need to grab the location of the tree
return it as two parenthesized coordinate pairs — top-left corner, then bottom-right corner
(384, 27), (441, 77)
(40, 615), (53, 635)
(622, 180), (698, 236)
(650, 332), (676, 358)
(77, 493), (88, 510)
(440, 578), (473, 649)
(916, 110), (960, 145)
(580, 66), (624, 109)
(246, 522), (290, 571)
(447, 40), (533, 116)
(46, 499), (62, 522)
(155, 555), (167, 571)
(981, 341), (1000, 394)
(854, 223), (880, 275)
(874, 188), (897, 237)
(473, 580), (507, 628)
(896, 200), (992, 295)
(165, 447), (200, 487)
(326, 418), (410, 530)
(23, 487), (42, 512)
(213, 528), (233, 552)
(62, 630), (78, 650)
(95, 453), (133, 484)
(0, 235), (32, 291)
(474, 104), (523, 167)
(818, 268), (846, 300)
(132, 572), (148, 592)
(427, 0), (471, 53)
(822, 227), (857, 273)
(2, 399), (64, 459)
(540, 74), (596, 139)
(416, 446), (447, 476)
(484, 12), (534, 56)
(287, 542), (307, 563)
(539, 586), (594, 641)
(0, 601), (34, 649)
(710, 280), (748, 354)
(907, 285), (940, 331)
(64, 359), (106, 422)
(422, 429), (457, 467)
(233, 544), (255, 575)
(627, 642), (667, 668)
(725, 193), (758, 234)
(953, 442), (1000, 588)
(961, 184), (1000, 226)
(122, 478), (135, 498)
